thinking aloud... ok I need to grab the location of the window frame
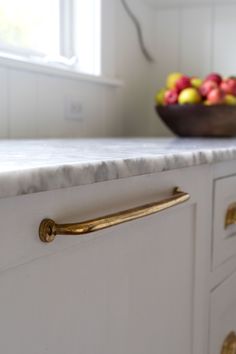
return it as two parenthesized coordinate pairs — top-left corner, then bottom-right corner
(60, 0), (74, 59)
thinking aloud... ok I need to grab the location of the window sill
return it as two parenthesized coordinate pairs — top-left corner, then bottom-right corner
(0, 54), (123, 88)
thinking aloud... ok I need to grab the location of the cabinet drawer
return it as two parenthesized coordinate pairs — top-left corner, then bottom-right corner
(213, 175), (236, 269)
(0, 170), (193, 272)
(210, 271), (236, 354)
(0, 169), (199, 354)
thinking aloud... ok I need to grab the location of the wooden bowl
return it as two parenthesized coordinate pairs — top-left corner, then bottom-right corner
(156, 104), (236, 137)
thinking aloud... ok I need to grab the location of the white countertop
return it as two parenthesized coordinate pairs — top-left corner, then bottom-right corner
(1, 138), (236, 199)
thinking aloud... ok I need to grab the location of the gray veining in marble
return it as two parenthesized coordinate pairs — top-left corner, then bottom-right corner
(2, 138), (236, 199)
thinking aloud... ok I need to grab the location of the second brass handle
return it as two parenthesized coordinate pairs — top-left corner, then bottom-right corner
(39, 187), (190, 243)
(225, 203), (236, 229)
(221, 332), (236, 354)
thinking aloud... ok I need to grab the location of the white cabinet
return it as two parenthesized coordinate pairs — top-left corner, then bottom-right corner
(0, 166), (210, 354)
(4, 159), (236, 354)
(209, 163), (236, 354)
(210, 271), (236, 354)
(0, 196), (193, 354)
(213, 175), (236, 269)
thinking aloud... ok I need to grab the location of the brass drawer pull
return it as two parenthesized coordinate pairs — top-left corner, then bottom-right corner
(221, 332), (236, 354)
(225, 203), (236, 229)
(39, 187), (190, 243)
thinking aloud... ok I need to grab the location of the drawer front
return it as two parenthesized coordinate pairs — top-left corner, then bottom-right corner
(0, 202), (195, 354)
(0, 166), (210, 354)
(210, 271), (236, 354)
(0, 168), (198, 272)
(0, 172), (197, 354)
(213, 175), (236, 269)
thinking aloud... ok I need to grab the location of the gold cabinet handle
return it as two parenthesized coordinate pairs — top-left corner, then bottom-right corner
(39, 187), (190, 243)
(225, 203), (236, 229)
(221, 332), (236, 354)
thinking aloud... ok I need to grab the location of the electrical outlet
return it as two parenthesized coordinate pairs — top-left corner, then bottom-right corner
(65, 97), (85, 121)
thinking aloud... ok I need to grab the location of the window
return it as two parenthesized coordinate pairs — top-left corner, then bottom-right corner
(0, 0), (101, 76)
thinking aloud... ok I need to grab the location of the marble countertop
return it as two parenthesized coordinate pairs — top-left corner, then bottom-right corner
(2, 138), (236, 199)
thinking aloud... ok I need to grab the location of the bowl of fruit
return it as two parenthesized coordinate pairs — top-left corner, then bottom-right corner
(155, 72), (236, 137)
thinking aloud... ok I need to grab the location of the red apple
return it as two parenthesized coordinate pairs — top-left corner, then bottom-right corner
(164, 89), (178, 105)
(207, 88), (225, 104)
(175, 75), (192, 92)
(205, 73), (222, 85)
(220, 78), (236, 96)
(200, 80), (217, 98)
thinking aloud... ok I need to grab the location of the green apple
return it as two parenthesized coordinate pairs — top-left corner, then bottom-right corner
(224, 94), (236, 105)
(178, 88), (201, 104)
(191, 77), (203, 89)
(155, 88), (166, 105)
(166, 72), (183, 89)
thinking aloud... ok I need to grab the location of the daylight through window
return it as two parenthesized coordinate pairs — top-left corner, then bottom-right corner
(0, 0), (101, 75)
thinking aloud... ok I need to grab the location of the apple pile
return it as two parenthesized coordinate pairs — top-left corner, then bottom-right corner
(156, 72), (236, 106)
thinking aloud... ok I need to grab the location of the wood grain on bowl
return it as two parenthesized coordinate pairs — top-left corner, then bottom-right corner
(156, 105), (236, 137)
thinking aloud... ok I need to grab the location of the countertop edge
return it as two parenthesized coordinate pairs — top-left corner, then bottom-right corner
(2, 145), (236, 200)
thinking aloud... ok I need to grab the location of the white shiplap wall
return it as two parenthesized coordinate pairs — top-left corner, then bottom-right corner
(115, 0), (156, 136)
(0, 0), (153, 139)
(149, 2), (236, 136)
(0, 67), (124, 139)
(0, 68), (8, 138)
(1, 0), (236, 138)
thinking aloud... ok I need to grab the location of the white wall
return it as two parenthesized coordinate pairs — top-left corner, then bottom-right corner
(2, 67), (126, 139)
(114, 0), (156, 136)
(149, 1), (236, 136)
(0, 0), (155, 139)
(2, 0), (235, 139)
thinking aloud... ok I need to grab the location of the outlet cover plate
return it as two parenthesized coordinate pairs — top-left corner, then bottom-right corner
(65, 96), (84, 121)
